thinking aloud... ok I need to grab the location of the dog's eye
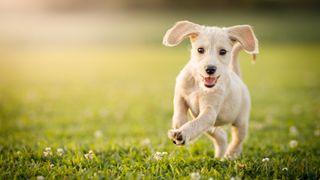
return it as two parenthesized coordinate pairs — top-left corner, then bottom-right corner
(197, 47), (205, 54)
(219, 49), (227, 55)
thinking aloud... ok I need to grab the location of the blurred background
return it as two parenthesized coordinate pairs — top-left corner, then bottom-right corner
(1, 0), (320, 49)
(0, 0), (319, 150)
(1, 1), (320, 178)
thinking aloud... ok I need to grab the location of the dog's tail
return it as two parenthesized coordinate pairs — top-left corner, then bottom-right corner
(229, 42), (257, 79)
(229, 42), (243, 78)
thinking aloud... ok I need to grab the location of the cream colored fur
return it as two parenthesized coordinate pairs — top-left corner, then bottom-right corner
(163, 21), (259, 159)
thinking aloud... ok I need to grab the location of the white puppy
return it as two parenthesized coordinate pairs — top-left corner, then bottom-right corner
(163, 21), (259, 158)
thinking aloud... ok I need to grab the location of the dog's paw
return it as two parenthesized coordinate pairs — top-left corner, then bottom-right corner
(224, 154), (236, 160)
(224, 150), (241, 160)
(167, 129), (186, 146)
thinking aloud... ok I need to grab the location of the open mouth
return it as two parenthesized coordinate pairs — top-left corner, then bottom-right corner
(202, 75), (220, 88)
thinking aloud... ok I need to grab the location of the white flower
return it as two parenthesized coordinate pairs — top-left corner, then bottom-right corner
(265, 114), (274, 122)
(291, 104), (302, 115)
(230, 177), (240, 180)
(153, 151), (168, 161)
(36, 176), (45, 180)
(43, 147), (52, 157)
(282, 167), (288, 171)
(99, 108), (108, 118)
(50, 164), (54, 168)
(84, 150), (94, 160)
(262, 157), (270, 162)
(251, 122), (264, 130)
(26, 90), (38, 101)
(43, 151), (52, 156)
(289, 140), (298, 148)
(84, 108), (93, 118)
(289, 126), (299, 136)
(140, 138), (151, 146)
(314, 129), (320, 137)
(190, 172), (200, 180)
(138, 173), (145, 178)
(94, 130), (103, 138)
(56, 148), (64, 156)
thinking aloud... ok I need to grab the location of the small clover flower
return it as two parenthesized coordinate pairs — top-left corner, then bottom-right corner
(84, 150), (95, 160)
(262, 157), (270, 162)
(43, 147), (53, 157)
(36, 176), (45, 180)
(190, 172), (200, 180)
(140, 138), (151, 146)
(94, 130), (103, 139)
(289, 126), (299, 136)
(230, 177), (240, 180)
(57, 148), (64, 156)
(291, 104), (302, 115)
(237, 163), (246, 168)
(43, 151), (52, 156)
(153, 151), (168, 161)
(99, 108), (108, 118)
(289, 140), (298, 148)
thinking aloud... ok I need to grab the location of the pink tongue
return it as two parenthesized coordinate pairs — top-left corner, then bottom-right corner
(205, 77), (215, 85)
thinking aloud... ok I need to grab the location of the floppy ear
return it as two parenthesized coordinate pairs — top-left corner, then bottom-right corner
(225, 25), (259, 60)
(163, 21), (200, 47)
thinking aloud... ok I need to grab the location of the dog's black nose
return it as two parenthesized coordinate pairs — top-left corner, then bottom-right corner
(205, 65), (217, 75)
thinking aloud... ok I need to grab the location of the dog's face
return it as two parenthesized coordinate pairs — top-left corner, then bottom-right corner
(163, 21), (259, 89)
(189, 28), (232, 88)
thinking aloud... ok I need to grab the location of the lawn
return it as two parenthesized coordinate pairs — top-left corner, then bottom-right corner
(0, 12), (320, 179)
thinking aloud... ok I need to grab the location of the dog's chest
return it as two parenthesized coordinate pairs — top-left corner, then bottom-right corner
(183, 87), (240, 124)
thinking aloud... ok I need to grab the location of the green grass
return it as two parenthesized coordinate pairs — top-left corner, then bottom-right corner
(1, 10), (320, 179)
(0, 42), (319, 179)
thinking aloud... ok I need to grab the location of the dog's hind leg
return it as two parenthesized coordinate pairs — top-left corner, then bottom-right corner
(207, 127), (228, 158)
(225, 119), (248, 159)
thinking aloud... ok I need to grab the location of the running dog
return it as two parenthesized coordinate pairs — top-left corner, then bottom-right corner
(163, 21), (259, 158)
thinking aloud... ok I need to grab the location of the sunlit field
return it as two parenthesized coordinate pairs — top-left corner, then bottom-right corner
(0, 11), (320, 179)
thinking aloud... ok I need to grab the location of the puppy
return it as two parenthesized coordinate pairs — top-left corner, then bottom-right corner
(163, 21), (259, 158)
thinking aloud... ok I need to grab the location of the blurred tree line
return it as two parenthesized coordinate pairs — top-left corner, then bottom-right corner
(123, 0), (320, 11)
(2, 0), (318, 13)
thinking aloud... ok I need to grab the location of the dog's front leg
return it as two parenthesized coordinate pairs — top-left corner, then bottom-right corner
(171, 94), (189, 129)
(168, 107), (217, 145)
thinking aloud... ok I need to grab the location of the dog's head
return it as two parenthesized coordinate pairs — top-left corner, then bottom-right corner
(163, 21), (258, 89)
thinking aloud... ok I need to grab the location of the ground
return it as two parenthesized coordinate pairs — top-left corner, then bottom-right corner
(0, 12), (320, 179)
